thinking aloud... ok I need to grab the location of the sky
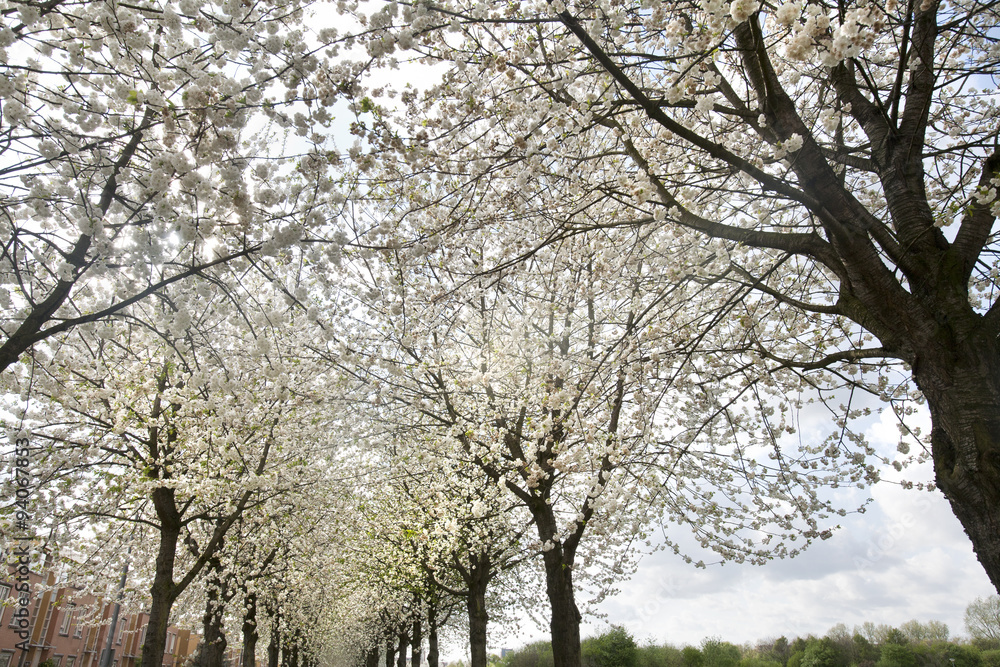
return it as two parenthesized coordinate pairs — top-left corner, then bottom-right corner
(488, 406), (997, 653)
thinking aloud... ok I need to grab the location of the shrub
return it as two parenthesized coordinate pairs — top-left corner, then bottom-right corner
(638, 644), (685, 667)
(944, 643), (983, 667)
(583, 627), (639, 667)
(877, 644), (917, 667)
(683, 647), (705, 667)
(980, 650), (1000, 667)
(801, 639), (841, 667)
(854, 634), (880, 664)
(503, 641), (554, 667)
(739, 656), (782, 667)
(701, 639), (741, 667)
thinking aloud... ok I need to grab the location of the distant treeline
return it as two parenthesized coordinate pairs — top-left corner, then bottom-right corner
(493, 622), (1000, 667)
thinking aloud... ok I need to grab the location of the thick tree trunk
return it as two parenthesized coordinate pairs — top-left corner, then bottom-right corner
(366, 645), (381, 667)
(141, 487), (181, 667)
(916, 339), (1000, 592)
(396, 633), (408, 667)
(385, 636), (396, 667)
(267, 623), (280, 667)
(411, 617), (422, 667)
(242, 591), (258, 667)
(529, 497), (583, 667)
(194, 555), (228, 667)
(466, 561), (490, 667)
(426, 605), (439, 667)
(541, 548), (582, 667)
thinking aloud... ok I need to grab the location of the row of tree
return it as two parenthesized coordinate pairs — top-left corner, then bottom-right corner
(1, 0), (999, 665)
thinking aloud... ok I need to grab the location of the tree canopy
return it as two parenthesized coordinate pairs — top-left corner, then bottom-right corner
(2, 0), (999, 665)
(340, 0), (1000, 593)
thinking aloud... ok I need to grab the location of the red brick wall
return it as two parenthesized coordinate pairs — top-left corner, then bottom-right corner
(0, 568), (199, 667)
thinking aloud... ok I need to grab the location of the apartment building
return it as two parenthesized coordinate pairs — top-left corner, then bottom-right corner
(0, 566), (199, 667)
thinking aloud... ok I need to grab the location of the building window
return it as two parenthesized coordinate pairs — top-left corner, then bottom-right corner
(53, 655), (64, 667)
(116, 623), (125, 645)
(73, 612), (83, 639)
(0, 584), (11, 626)
(0, 651), (14, 667)
(66, 658), (76, 667)
(60, 605), (75, 635)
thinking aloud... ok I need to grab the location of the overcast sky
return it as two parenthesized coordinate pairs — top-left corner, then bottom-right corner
(491, 407), (997, 653)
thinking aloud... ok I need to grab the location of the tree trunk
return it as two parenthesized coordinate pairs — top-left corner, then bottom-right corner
(411, 616), (422, 667)
(541, 548), (582, 667)
(396, 634), (408, 667)
(267, 618), (280, 667)
(426, 606), (439, 667)
(194, 555), (228, 667)
(242, 591), (258, 667)
(141, 487), (181, 667)
(529, 497), (583, 667)
(385, 636), (396, 667)
(366, 645), (381, 667)
(466, 559), (490, 667)
(916, 339), (1000, 592)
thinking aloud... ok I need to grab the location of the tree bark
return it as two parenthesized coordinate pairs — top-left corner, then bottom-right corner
(541, 547), (582, 667)
(915, 337), (1000, 592)
(242, 591), (258, 667)
(366, 645), (381, 667)
(411, 616), (422, 667)
(267, 621), (280, 667)
(426, 603), (439, 667)
(385, 636), (396, 667)
(141, 486), (181, 667)
(396, 633), (408, 667)
(465, 555), (490, 667)
(193, 554), (228, 667)
(531, 497), (583, 667)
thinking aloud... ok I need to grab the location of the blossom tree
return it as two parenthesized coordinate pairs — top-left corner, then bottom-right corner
(2, 262), (341, 667)
(327, 224), (862, 667)
(0, 0), (355, 374)
(354, 449), (528, 667)
(246, 502), (362, 667)
(341, 0), (1000, 595)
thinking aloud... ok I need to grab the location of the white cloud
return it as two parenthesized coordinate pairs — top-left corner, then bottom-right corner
(582, 455), (994, 648)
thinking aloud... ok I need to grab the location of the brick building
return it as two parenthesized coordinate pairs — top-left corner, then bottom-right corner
(0, 565), (199, 667)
